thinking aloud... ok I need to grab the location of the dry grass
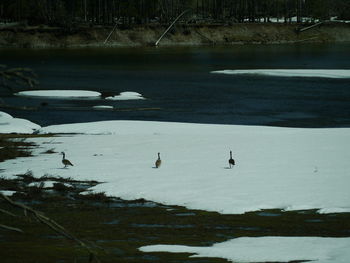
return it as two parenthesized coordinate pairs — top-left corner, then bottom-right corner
(0, 134), (53, 162)
(1, 23), (349, 48)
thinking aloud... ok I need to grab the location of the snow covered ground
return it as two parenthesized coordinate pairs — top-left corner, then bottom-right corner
(1, 112), (349, 215)
(0, 111), (41, 134)
(2, 110), (350, 262)
(211, 69), (350, 79)
(140, 237), (350, 263)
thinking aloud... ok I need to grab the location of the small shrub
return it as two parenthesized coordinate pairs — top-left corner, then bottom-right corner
(183, 29), (191, 35)
(0, 176), (19, 191)
(16, 171), (36, 183)
(80, 192), (111, 202)
(27, 183), (44, 197)
(42, 148), (56, 154)
(53, 182), (72, 192)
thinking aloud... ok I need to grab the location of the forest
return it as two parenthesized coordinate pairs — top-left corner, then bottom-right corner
(1, 0), (350, 27)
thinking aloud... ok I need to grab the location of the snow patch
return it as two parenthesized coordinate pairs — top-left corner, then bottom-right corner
(318, 207), (350, 214)
(0, 111), (41, 134)
(105, 91), (145, 100)
(39, 121), (118, 135)
(0, 111), (13, 120)
(15, 90), (101, 98)
(2, 120), (349, 215)
(27, 181), (67, 188)
(0, 190), (16, 196)
(211, 69), (350, 79)
(92, 105), (114, 110)
(139, 237), (350, 263)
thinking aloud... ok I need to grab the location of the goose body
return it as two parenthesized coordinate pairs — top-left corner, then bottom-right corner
(229, 151), (235, 168)
(155, 152), (162, 168)
(61, 152), (73, 168)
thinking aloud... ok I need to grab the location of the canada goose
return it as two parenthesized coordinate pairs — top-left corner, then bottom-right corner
(155, 152), (161, 168)
(61, 152), (73, 168)
(229, 151), (235, 168)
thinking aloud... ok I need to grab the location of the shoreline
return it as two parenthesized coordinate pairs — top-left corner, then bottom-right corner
(1, 23), (350, 48)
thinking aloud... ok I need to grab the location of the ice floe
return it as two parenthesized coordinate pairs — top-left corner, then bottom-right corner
(211, 69), (350, 79)
(105, 91), (145, 100)
(92, 105), (114, 110)
(15, 90), (101, 98)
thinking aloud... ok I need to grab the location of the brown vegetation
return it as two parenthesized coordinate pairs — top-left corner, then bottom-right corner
(0, 22), (349, 48)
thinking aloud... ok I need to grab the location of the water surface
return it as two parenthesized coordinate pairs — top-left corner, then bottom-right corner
(1, 44), (349, 127)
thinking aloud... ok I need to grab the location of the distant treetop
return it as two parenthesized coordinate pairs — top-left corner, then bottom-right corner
(0, 0), (349, 27)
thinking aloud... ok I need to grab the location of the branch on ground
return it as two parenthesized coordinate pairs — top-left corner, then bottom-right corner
(0, 193), (101, 263)
(0, 223), (23, 233)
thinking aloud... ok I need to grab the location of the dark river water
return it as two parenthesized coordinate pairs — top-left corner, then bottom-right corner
(0, 44), (349, 127)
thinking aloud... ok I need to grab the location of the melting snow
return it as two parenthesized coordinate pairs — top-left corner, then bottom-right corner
(0, 190), (16, 196)
(140, 237), (350, 263)
(1, 117), (349, 215)
(15, 90), (101, 98)
(105, 91), (145, 100)
(211, 69), (350, 78)
(92, 105), (114, 110)
(0, 111), (41, 134)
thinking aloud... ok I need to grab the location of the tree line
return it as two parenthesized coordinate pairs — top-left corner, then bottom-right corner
(1, 0), (350, 26)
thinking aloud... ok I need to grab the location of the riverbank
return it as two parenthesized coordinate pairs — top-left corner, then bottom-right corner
(1, 23), (350, 48)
